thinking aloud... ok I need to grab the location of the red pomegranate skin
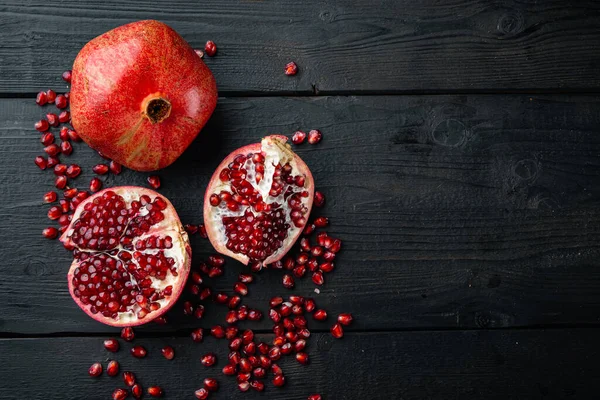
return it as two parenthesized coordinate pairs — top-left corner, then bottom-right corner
(70, 20), (218, 171)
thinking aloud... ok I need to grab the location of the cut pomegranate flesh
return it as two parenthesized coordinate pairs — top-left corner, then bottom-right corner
(60, 187), (191, 326)
(204, 135), (314, 266)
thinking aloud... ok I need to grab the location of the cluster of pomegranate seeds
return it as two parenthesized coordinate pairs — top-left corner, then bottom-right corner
(184, 223), (208, 238)
(204, 41), (217, 57)
(285, 61), (298, 76)
(292, 129), (323, 145)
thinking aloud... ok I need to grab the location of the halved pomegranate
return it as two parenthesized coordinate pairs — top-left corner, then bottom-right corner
(204, 135), (314, 267)
(61, 187), (191, 326)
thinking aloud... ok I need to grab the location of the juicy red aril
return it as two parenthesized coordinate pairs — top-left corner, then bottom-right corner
(244, 342), (256, 355)
(132, 384), (143, 399)
(323, 251), (336, 262)
(228, 296), (241, 309)
(313, 216), (329, 227)
(199, 224), (207, 238)
(222, 364), (236, 375)
(311, 246), (324, 257)
(44, 144), (60, 156)
(320, 262), (334, 273)
(55, 94), (68, 109)
(281, 343), (293, 355)
(147, 386), (163, 397)
(121, 327), (135, 341)
(242, 329), (254, 343)
(123, 371), (136, 386)
(331, 322), (344, 338)
(269, 346), (281, 360)
(338, 313), (353, 325)
(285, 61), (298, 76)
(147, 175), (161, 189)
(110, 160), (122, 174)
(41, 132), (55, 146)
(184, 224), (198, 235)
(191, 328), (204, 342)
(200, 287), (212, 300)
(62, 70), (72, 82)
(294, 338), (306, 352)
(59, 111), (70, 123)
(90, 177), (102, 193)
(283, 274), (295, 289)
(304, 298), (316, 312)
(238, 382), (250, 392)
(204, 40), (217, 56)
(43, 191), (57, 203)
(273, 374), (285, 387)
(270, 309), (282, 323)
(54, 164), (67, 175)
(226, 310), (238, 324)
(234, 282), (248, 296)
(64, 188), (78, 199)
(162, 346), (175, 360)
(308, 129), (322, 144)
(280, 302), (292, 316)
(36, 91), (48, 105)
(312, 271), (324, 285)
(273, 336), (285, 347)
(55, 177), (67, 191)
(293, 265), (306, 278)
(201, 353), (216, 366)
(292, 130), (306, 144)
(60, 199), (70, 213)
(211, 325), (225, 338)
(88, 362), (103, 377)
(43, 227), (59, 239)
(194, 388), (209, 399)
(183, 301), (194, 315)
(93, 164), (109, 175)
(229, 351), (242, 365)
(270, 296), (283, 307)
(35, 119), (49, 132)
(66, 164), (81, 178)
(107, 360), (120, 376)
(207, 254), (225, 267)
(131, 346), (147, 358)
(46, 89), (56, 103)
(46, 113), (59, 127)
(204, 377), (219, 391)
(35, 156), (47, 170)
(154, 316), (167, 324)
(225, 326), (239, 339)
(68, 129), (82, 142)
(253, 367), (265, 378)
(313, 309), (327, 321)
(112, 388), (128, 400)
(296, 352), (309, 365)
(103, 339), (119, 353)
(298, 328), (311, 338)
(308, 395), (322, 400)
(251, 380), (265, 391)
(239, 358), (252, 373)
(314, 191), (325, 207)
(215, 292), (228, 303)
(238, 273), (253, 283)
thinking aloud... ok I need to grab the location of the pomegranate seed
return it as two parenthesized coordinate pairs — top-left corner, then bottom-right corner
(92, 164), (109, 175)
(54, 164), (67, 175)
(61, 141), (73, 155)
(331, 322), (344, 338)
(110, 160), (122, 174)
(303, 223), (316, 235)
(296, 352), (309, 365)
(200, 287), (212, 300)
(59, 126), (69, 141)
(269, 346), (281, 360)
(308, 129), (322, 144)
(46, 113), (59, 127)
(304, 298), (316, 312)
(204, 40), (217, 56)
(90, 177), (102, 192)
(211, 325), (225, 338)
(43, 191), (57, 203)
(36, 91), (48, 105)
(42, 227), (59, 239)
(204, 377), (219, 391)
(250, 380), (265, 391)
(132, 384), (143, 399)
(313, 216), (329, 227)
(226, 310), (238, 324)
(34, 156), (47, 170)
(257, 342), (269, 355)
(270, 309), (281, 323)
(314, 191), (325, 207)
(293, 265), (306, 278)
(292, 130), (306, 145)
(252, 366), (265, 378)
(67, 129), (81, 142)
(147, 175), (161, 189)
(285, 61), (298, 76)
(103, 338), (119, 352)
(191, 328), (204, 342)
(308, 395), (322, 400)
(41, 132), (55, 146)
(58, 110), (70, 123)
(294, 338), (306, 352)
(46, 89), (56, 103)
(282, 274), (295, 289)
(271, 364), (283, 375)
(88, 362), (103, 377)
(270, 296), (283, 307)
(148, 386), (163, 397)
(195, 49), (205, 58)
(59, 199), (70, 213)
(298, 328), (311, 338)
(323, 251), (336, 262)
(280, 302), (292, 316)
(35, 119), (49, 132)
(199, 224), (208, 238)
(184, 224), (198, 234)
(201, 353), (216, 366)
(272, 374), (285, 387)
(312, 271), (324, 285)
(238, 381), (250, 392)
(154, 316), (168, 324)
(62, 70), (72, 82)
(55, 94), (68, 109)
(238, 273), (253, 283)
(66, 164), (81, 178)
(64, 188), (78, 199)
(313, 309), (328, 321)
(338, 313), (353, 325)
(225, 295), (239, 309)
(120, 327), (134, 341)
(225, 327), (239, 340)
(44, 143), (60, 156)
(107, 360), (120, 376)
(222, 364), (236, 375)
(281, 343), (293, 355)
(131, 345), (147, 358)
(112, 388), (128, 400)
(241, 329), (254, 344)
(123, 371), (136, 386)
(161, 346), (175, 360)
(194, 388), (209, 399)
(208, 254), (225, 267)
(311, 245), (324, 257)
(320, 262), (334, 273)
(234, 282), (248, 296)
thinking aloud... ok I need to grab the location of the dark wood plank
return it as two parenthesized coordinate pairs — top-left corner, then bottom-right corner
(1, 0), (600, 94)
(1, 329), (599, 399)
(2, 95), (600, 334)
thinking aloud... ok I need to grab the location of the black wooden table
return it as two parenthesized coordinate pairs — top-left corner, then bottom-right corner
(2, 1), (600, 399)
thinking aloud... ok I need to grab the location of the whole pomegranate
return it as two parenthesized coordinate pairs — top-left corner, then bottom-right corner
(70, 20), (217, 171)
(204, 135), (314, 267)
(61, 187), (191, 326)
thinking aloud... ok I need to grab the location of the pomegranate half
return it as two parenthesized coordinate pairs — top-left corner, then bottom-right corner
(204, 135), (314, 267)
(61, 187), (191, 326)
(70, 20), (217, 171)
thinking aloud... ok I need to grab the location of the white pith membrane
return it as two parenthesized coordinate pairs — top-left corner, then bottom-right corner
(205, 136), (313, 266)
(62, 188), (190, 325)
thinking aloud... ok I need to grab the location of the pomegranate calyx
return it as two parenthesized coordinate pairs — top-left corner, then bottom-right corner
(142, 93), (172, 124)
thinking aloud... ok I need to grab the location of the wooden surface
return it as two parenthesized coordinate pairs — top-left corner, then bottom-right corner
(1, 1), (600, 399)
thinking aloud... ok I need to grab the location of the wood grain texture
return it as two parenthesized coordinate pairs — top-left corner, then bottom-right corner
(0, 0), (599, 93)
(1, 329), (599, 399)
(1, 95), (600, 334)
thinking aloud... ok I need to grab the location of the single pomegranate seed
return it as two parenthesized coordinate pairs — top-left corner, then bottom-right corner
(285, 61), (298, 76)
(271, 364), (283, 375)
(147, 175), (161, 189)
(338, 313), (353, 325)
(200, 287), (212, 300)
(43, 191), (57, 203)
(199, 224), (208, 238)
(107, 360), (120, 376)
(308, 395), (322, 400)
(204, 377), (219, 391)
(250, 380), (265, 391)
(66, 164), (81, 178)
(59, 126), (69, 141)
(269, 346), (281, 361)
(103, 338), (120, 352)
(320, 262), (335, 273)
(131, 345), (147, 358)
(46, 89), (56, 103)
(123, 371), (136, 386)
(36, 91), (48, 106)
(303, 223), (316, 235)
(281, 342), (293, 355)
(238, 381), (250, 392)
(201, 353), (216, 366)
(147, 386), (163, 397)
(41, 132), (55, 146)
(110, 160), (122, 174)
(132, 384), (143, 399)
(93, 164), (109, 175)
(313, 216), (329, 227)
(194, 388), (209, 399)
(34, 156), (47, 170)
(184, 224), (198, 234)
(234, 282), (248, 296)
(120, 327), (134, 341)
(292, 130), (306, 144)
(280, 302), (292, 316)
(313, 309), (328, 321)
(210, 325), (224, 338)
(282, 274), (295, 289)
(54, 164), (67, 175)
(222, 364), (237, 375)
(331, 322), (344, 338)
(67, 129), (81, 142)
(88, 362), (103, 377)
(298, 328), (311, 338)
(44, 143), (60, 156)
(161, 346), (175, 360)
(90, 177), (102, 193)
(58, 110), (70, 123)
(296, 352), (309, 365)
(61, 141), (73, 155)
(294, 338), (306, 352)
(35, 119), (49, 132)
(42, 227), (59, 239)
(46, 113), (59, 127)
(62, 70), (72, 82)
(64, 188), (78, 199)
(241, 329), (254, 344)
(238, 273), (253, 283)
(112, 388), (128, 400)
(195, 49), (205, 59)
(225, 327), (239, 340)
(308, 129), (322, 144)
(154, 316), (168, 324)
(314, 191), (325, 207)
(208, 254), (225, 267)
(59, 199), (70, 213)
(304, 298), (316, 312)
(191, 328), (204, 342)
(55, 94), (68, 109)
(270, 296), (283, 307)
(312, 271), (324, 285)
(204, 40), (217, 56)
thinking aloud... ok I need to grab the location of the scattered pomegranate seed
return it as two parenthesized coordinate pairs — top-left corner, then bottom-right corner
(238, 381), (250, 392)
(313, 216), (329, 227)
(195, 49), (205, 59)
(132, 384), (143, 399)
(204, 377), (219, 391)
(250, 380), (265, 391)
(184, 224), (198, 234)
(282, 274), (295, 289)
(268, 346), (281, 361)
(308, 129), (322, 144)
(112, 388), (128, 400)
(331, 322), (344, 338)
(222, 364), (236, 375)
(59, 199), (70, 213)
(285, 61), (298, 76)
(130, 345), (147, 358)
(58, 111), (70, 123)
(154, 316), (168, 324)
(42, 226), (59, 239)
(46, 89), (57, 103)
(314, 191), (325, 207)
(62, 70), (72, 83)
(191, 328), (204, 342)
(61, 141), (73, 155)
(270, 296), (284, 307)
(46, 113), (59, 127)
(54, 164), (67, 175)
(308, 395), (322, 400)
(109, 160), (122, 174)
(198, 223), (208, 238)
(338, 313), (353, 325)
(90, 177), (102, 193)
(272, 374), (285, 387)
(44, 143), (60, 157)
(204, 40), (217, 56)
(36, 91), (48, 106)
(292, 130), (307, 144)
(92, 164), (109, 175)
(304, 298), (316, 312)
(147, 175), (161, 189)
(161, 346), (175, 360)
(59, 126), (69, 141)
(312, 271), (324, 285)
(103, 338), (120, 352)
(303, 223), (316, 235)
(67, 129), (81, 142)
(107, 360), (120, 376)
(295, 338), (307, 352)
(43, 191), (57, 203)
(88, 362), (103, 377)
(35, 119), (49, 132)
(64, 188), (78, 198)
(147, 386), (163, 397)
(66, 164), (81, 178)
(120, 327), (134, 341)
(201, 353), (216, 366)
(234, 282), (248, 296)
(55, 94), (68, 109)
(123, 371), (136, 386)
(34, 156), (47, 170)
(313, 309), (328, 321)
